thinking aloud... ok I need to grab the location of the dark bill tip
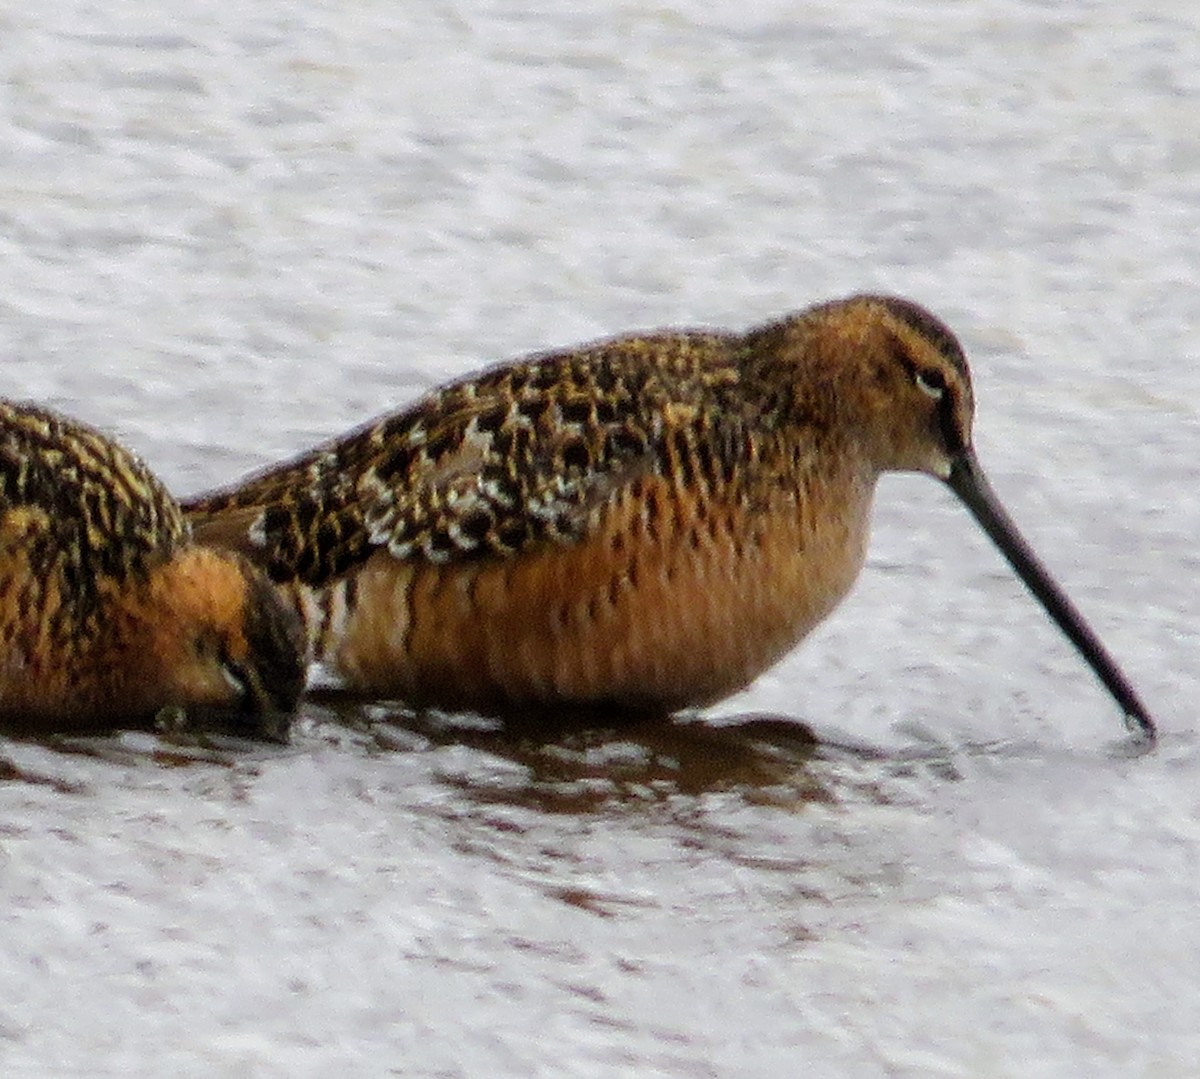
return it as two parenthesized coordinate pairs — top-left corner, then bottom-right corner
(946, 450), (1156, 742)
(233, 666), (300, 744)
(238, 701), (294, 745)
(241, 568), (308, 716)
(154, 699), (293, 745)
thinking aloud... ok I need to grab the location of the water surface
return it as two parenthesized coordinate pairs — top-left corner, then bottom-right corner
(0, 2), (1197, 1075)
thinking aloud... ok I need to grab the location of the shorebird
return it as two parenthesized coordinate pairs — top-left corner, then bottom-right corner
(0, 400), (305, 736)
(183, 294), (1155, 738)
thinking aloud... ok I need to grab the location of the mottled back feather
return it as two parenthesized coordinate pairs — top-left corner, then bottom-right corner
(184, 330), (781, 587)
(0, 402), (185, 609)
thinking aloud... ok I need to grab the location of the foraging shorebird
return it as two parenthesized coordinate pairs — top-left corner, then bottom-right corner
(0, 400), (305, 735)
(184, 295), (1155, 738)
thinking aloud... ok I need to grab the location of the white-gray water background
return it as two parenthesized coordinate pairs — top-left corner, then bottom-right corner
(0, 3), (1197, 1076)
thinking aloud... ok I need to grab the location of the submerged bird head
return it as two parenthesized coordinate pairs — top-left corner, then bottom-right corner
(140, 547), (307, 738)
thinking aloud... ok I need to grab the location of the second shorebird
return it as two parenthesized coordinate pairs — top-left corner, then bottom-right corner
(184, 295), (1155, 738)
(0, 400), (305, 736)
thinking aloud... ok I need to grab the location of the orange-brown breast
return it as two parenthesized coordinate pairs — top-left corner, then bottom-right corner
(0, 536), (69, 714)
(331, 467), (874, 711)
(0, 548), (164, 719)
(0, 549), (202, 720)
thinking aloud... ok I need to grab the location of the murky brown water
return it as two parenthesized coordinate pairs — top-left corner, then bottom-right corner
(0, 3), (1197, 1076)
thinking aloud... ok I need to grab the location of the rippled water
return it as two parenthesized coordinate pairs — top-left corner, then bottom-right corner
(0, 2), (1197, 1075)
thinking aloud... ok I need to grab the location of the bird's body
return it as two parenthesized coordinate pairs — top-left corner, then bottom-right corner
(185, 295), (1155, 736)
(0, 400), (305, 733)
(299, 454), (869, 712)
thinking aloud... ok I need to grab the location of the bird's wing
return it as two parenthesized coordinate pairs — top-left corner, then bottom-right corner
(0, 401), (185, 590)
(185, 331), (747, 588)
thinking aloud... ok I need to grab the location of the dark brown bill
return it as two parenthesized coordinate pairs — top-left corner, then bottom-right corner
(946, 450), (1155, 740)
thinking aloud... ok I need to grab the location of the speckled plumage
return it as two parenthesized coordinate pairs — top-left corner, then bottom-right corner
(193, 333), (759, 578)
(185, 294), (1154, 736)
(0, 402), (186, 619)
(0, 401), (305, 733)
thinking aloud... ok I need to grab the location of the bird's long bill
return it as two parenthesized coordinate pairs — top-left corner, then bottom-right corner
(945, 450), (1155, 740)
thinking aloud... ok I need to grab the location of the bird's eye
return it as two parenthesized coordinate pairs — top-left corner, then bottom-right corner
(915, 368), (946, 399)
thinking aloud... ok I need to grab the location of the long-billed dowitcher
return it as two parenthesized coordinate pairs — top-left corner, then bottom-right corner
(184, 294), (1155, 738)
(0, 400), (305, 735)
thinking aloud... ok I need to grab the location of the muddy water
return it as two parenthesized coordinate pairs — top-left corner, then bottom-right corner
(0, 3), (1197, 1076)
